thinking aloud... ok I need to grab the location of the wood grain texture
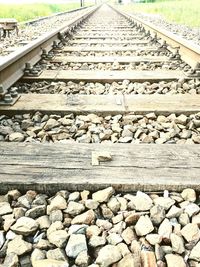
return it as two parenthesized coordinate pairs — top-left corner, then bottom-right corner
(0, 143), (200, 194)
(62, 46), (157, 52)
(69, 40), (149, 44)
(1, 94), (200, 115)
(73, 35), (143, 39)
(52, 56), (168, 63)
(22, 69), (186, 82)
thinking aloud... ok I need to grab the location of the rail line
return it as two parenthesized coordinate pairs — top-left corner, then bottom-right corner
(0, 4), (200, 267)
(0, 4), (200, 191)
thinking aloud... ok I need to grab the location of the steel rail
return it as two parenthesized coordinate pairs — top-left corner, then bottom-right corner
(0, 5), (99, 104)
(111, 4), (200, 72)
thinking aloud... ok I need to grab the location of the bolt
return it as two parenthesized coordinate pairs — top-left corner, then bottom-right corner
(4, 94), (13, 103)
(10, 87), (18, 98)
(25, 62), (31, 70)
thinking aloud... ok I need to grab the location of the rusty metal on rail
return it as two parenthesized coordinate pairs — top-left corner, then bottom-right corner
(111, 5), (200, 74)
(0, 5), (99, 106)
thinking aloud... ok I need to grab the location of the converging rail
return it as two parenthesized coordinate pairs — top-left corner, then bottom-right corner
(0, 3), (200, 191)
(0, 4), (200, 267)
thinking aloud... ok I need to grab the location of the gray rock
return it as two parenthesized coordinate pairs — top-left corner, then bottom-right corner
(68, 192), (80, 202)
(17, 195), (31, 209)
(179, 213), (190, 226)
(25, 205), (46, 219)
(44, 118), (60, 130)
(107, 197), (120, 213)
(150, 205), (165, 225)
(9, 132), (24, 142)
(189, 241), (200, 261)
(11, 217), (38, 236)
(49, 210), (63, 222)
(7, 235), (32, 256)
(166, 205), (182, 219)
(31, 248), (46, 262)
(128, 191), (153, 211)
(0, 126), (13, 136)
(71, 210), (95, 225)
(47, 221), (63, 237)
(184, 203), (200, 217)
(65, 201), (85, 216)
(89, 235), (106, 247)
(181, 223), (200, 242)
(146, 234), (162, 245)
(36, 215), (51, 229)
(13, 207), (26, 219)
(92, 187), (114, 203)
(86, 225), (101, 238)
(6, 189), (21, 201)
(85, 200), (99, 210)
(0, 202), (12, 216)
(158, 218), (172, 240)
(174, 114), (188, 125)
(170, 233), (185, 254)
(96, 245), (122, 267)
(135, 215), (154, 236)
(153, 197), (175, 210)
(68, 225), (88, 235)
(121, 227), (135, 245)
(48, 230), (68, 248)
(65, 234), (87, 258)
(47, 248), (67, 261)
(107, 233), (123, 245)
(75, 250), (90, 267)
(47, 195), (67, 213)
(2, 253), (18, 267)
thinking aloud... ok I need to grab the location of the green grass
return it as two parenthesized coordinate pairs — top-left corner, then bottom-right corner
(116, 0), (200, 27)
(0, 2), (93, 22)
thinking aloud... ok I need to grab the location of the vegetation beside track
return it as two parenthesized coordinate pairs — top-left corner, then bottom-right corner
(116, 0), (200, 27)
(0, 2), (93, 22)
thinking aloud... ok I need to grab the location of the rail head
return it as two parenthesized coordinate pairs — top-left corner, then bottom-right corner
(110, 4), (200, 71)
(0, 5), (99, 105)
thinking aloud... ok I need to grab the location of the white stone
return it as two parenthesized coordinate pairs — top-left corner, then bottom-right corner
(170, 233), (185, 254)
(65, 234), (87, 258)
(181, 223), (200, 242)
(158, 218), (172, 240)
(11, 217), (38, 236)
(181, 188), (196, 202)
(189, 241), (200, 261)
(92, 187), (114, 203)
(128, 191), (153, 211)
(96, 245), (122, 267)
(146, 234), (162, 245)
(135, 215), (154, 236)
(153, 197), (175, 210)
(165, 254), (186, 267)
(7, 235), (32, 256)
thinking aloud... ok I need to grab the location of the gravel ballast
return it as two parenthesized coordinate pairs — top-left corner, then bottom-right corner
(0, 187), (200, 266)
(1, 112), (200, 144)
(16, 79), (200, 95)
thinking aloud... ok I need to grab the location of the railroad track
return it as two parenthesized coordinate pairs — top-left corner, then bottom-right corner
(0, 3), (200, 267)
(0, 3), (200, 192)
